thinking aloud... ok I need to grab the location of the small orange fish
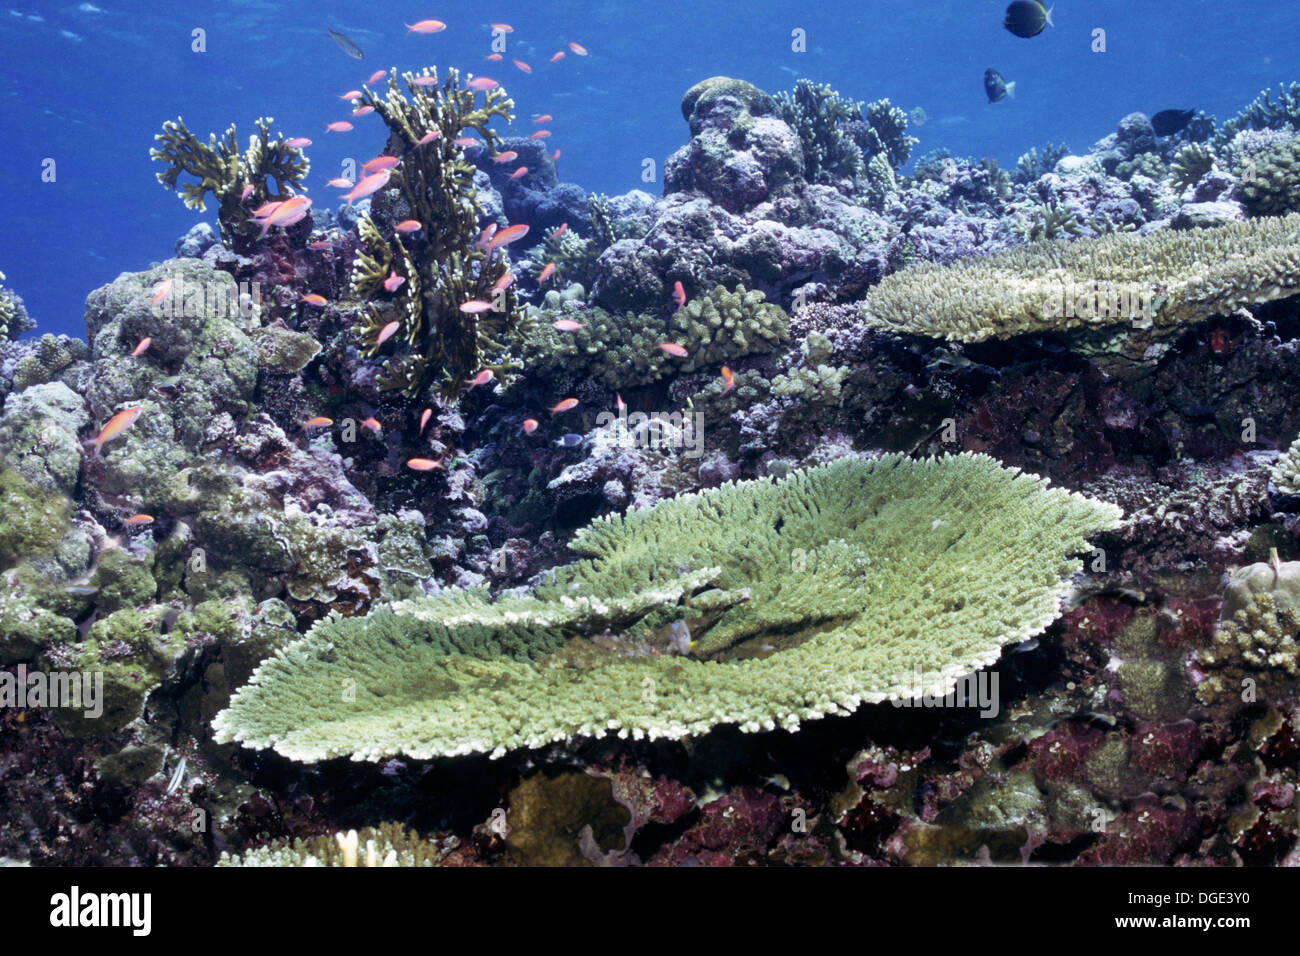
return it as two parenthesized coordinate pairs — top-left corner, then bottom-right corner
(468, 369), (494, 390)
(251, 200), (282, 217)
(569, 42), (588, 55)
(659, 342), (689, 357)
(530, 130), (551, 139)
(407, 457), (445, 471)
(130, 337), (151, 357)
(361, 156), (400, 173)
(410, 76), (440, 87)
(122, 514), (154, 527)
(376, 320), (400, 346)
(417, 130), (441, 145)
(492, 150), (519, 163)
(522, 418), (539, 434)
(467, 76), (499, 92)
(538, 263), (556, 283)
(326, 121), (354, 132)
(509, 167), (528, 180)
(616, 393), (626, 413)
(552, 149), (561, 162)
(552, 319), (583, 332)
(419, 407), (432, 432)
(285, 137), (313, 148)
(454, 136), (478, 147)
(405, 19), (446, 33)
(86, 406), (142, 457)
(553, 222), (568, 238)
(368, 70), (386, 84)
(308, 241), (333, 250)
(394, 220), (423, 232)
(673, 280), (687, 307)
(383, 273), (406, 292)
(326, 177), (354, 188)
(240, 184), (255, 200)
(534, 114), (553, 124)
(513, 60), (532, 74)
(303, 416), (333, 428)
(361, 417), (382, 432)
(477, 223), (498, 247)
(339, 90), (363, 100)
(150, 278), (173, 303)
(492, 272), (514, 293)
(300, 294), (328, 305)
(351, 105), (375, 117)
(550, 51), (565, 63)
(720, 366), (735, 393)
(549, 397), (578, 415)
(344, 170), (391, 205)
(487, 224), (529, 250)
(460, 300), (493, 314)
(490, 23), (513, 33)
(485, 53), (503, 62)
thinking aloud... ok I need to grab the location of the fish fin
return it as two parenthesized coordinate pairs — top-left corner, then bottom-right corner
(1006, 81), (1016, 99)
(83, 438), (101, 460)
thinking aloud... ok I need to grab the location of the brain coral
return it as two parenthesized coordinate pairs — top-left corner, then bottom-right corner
(214, 454), (1119, 762)
(859, 213), (1300, 342)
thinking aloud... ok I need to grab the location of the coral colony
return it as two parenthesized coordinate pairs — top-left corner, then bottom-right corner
(5, 9), (1300, 869)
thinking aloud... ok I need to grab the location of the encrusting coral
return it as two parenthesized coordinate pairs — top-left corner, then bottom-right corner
(859, 212), (1300, 342)
(150, 116), (309, 248)
(348, 68), (522, 398)
(213, 453), (1119, 762)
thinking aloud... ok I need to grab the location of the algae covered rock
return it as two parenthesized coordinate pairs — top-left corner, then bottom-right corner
(0, 461), (71, 567)
(214, 453), (1119, 762)
(0, 382), (91, 495)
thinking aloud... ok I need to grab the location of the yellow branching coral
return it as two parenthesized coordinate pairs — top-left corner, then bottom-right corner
(214, 454), (1119, 762)
(218, 824), (444, 867)
(860, 213), (1300, 342)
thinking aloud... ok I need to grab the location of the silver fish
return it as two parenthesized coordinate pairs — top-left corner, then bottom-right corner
(326, 28), (363, 59)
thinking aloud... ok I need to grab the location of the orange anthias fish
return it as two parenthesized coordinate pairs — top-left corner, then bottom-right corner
(340, 89), (363, 100)
(405, 19), (446, 33)
(285, 137), (313, 148)
(394, 220), (423, 233)
(254, 195), (312, 236)
(509, 167), (528, 180)
(552, 319), (583, 332)
(419, 407), (432, 432)
(553, 222), (568, 238)
(616, 393), (626, 413)
(130, 337), (151, 357)
(122, 514), (154, 527)
(417, 130), (441, 145)
(569, 42), (588, 55)
(485, 53), (503, 62)
(490, 23), (513, 33)
(467, 77), (499, 92)
(361, 156), (400, 174)
(410, 76), (440, 87)
(383, 273), (406, 292)
(530, 130), (551, 139)
(344, 170), (391, 205)
(552, 149), (562, 162)
(308, 241), (333, 250)
(361, 417), (383, 432)
(468, 369), (494, 390)
(538, 263), (556, 283)
(326, 177), (354, 188)
(550, 51), (565, 63)
(673, 281), (687, 307)
(487, 224), (529, 250)
(658, 342), (689, 358)
(522, 418), (539, 434)
(300, 294), (328, 305)
(549, 397), (578, 415)
(533, 114), (553, 124)
(240, 184), (255, 200)
(325, 121), (354, 132)
(491, 271), (514, 293)
(513, 60), (532, 73)
(454, 137), (478, 147)
(477, 223), (498, 248)
(303, 416), (334, 428)
(367, 70), (386, 84)
(376, 321), (400, 346)
(720, 366), (735, 393)
(459, 300), (493, 314)
(407, 457), (445, 471)
(86, 407), (142, 457)
(351, 105), (375, 117)
(492, 150), (519, 163)
(150, 278), (173, 303)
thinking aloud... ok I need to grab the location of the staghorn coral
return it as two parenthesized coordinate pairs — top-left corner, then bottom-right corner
(1011, 201), (1083, 241)
(219, 824), (446, 867)
(1217, 82), (1300, 144)
(1016, 142), (1069, 183)
(150, 116), (309, 247)
(1236, 136), (1300, 217)
(522, 283), (788, 389)
(859, 213), (1300, 342)
(213, 454), (1119, 762)
(0, 271), (33, 340)
(776, 80), (916, 186)
(349, 68), (521, 399)
(1169, 142), (1216, 192)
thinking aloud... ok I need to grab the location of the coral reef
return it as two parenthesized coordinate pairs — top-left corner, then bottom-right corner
(1236, 135), (1300, 217)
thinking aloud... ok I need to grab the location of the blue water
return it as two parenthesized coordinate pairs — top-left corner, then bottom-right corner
(2, 0), (1295, 340)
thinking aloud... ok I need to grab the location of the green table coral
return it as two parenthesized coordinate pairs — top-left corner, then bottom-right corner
(213, 454), (1119, 762)
(860, 213), (1300, 342)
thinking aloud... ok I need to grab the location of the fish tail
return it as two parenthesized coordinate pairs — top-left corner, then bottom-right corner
(1044, 5), (1054, 27)
(1006, 81), (1016, 99)
(83, 438), (101, 459)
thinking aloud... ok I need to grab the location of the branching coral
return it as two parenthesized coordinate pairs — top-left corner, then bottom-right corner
(521, 284), (788, 389)
(860, 213), (1300, 342)
(0, 270), (33, 340)
(1012, 201), (1083, 241)
(219, 824), (445, 867)
(776, 80), (916, 186)
(1217, 82), (1300, 143)
(1015, 143), (1069, 183)
(1236, 135), (1300, 217)
(1168, 142), (1215, 192)
(150, 117), (309, 247)
(349, 68), (522, 398)
(1271, 434), (1300, 494)
(213, 454), (1119, 762)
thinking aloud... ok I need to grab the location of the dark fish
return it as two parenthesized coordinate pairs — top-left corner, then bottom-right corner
(1003, 0), (1053, 38)
(984, 68), (1016, 103)
(1151, 108), (1195, 136)
(326, 28), (364, 59)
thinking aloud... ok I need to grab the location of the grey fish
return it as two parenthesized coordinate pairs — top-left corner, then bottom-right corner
(326, 29), (364, 59)
(555, 433), (584, 447)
